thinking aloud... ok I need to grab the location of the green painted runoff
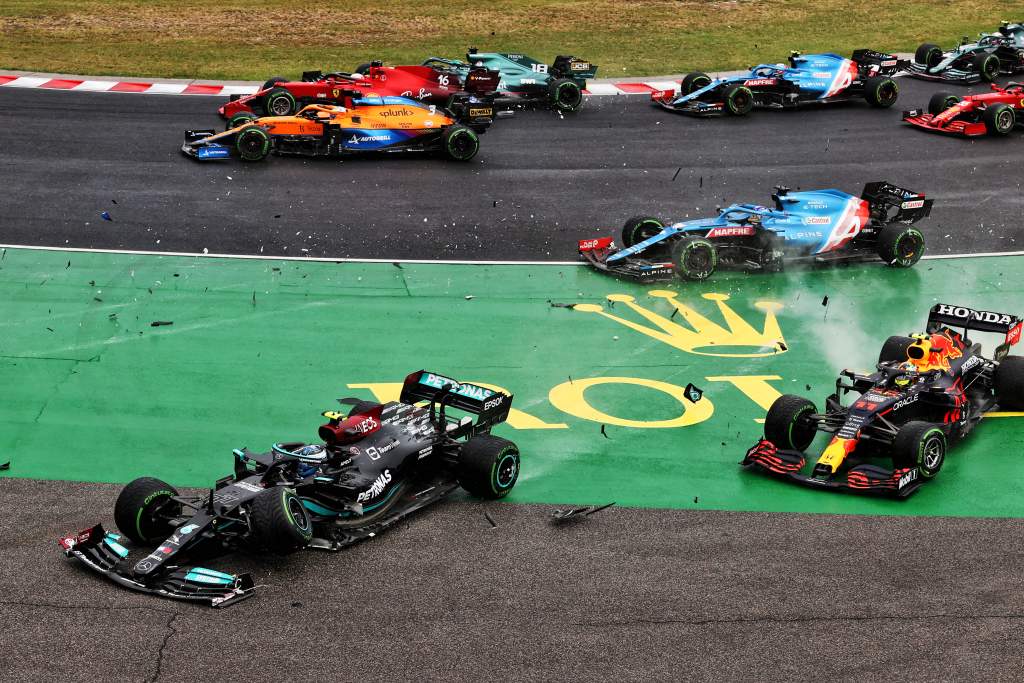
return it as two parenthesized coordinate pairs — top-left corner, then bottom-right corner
(1, 247), (1022, 517)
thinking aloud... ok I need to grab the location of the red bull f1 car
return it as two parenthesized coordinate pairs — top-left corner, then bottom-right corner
(59, 371), (521, 607)
(908, 22), (1024, 84)
(219, 66), (500, 122)
(651, 50), (904, 116)
(903, 83), (1024, 137)
(743, 305), (1024, 497)
(578, 182), (931, 281)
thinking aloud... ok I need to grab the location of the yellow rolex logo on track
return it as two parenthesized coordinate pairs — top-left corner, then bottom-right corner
(573, 291), (786, 358)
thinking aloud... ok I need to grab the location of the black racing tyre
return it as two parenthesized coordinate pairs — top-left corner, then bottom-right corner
(548, 77), (583, 112)
(995, 355), (1024, 410)
(264, 87), (296, 116)
(723, 85), (754, 116)
(621, 215), (664, 248)
(915, 43), (943, 68)
(927, 91), (960, 115)
(974, 52), (1000, 82)
(878, 335), (916, 364)
(348, 400), (381, 418)
(261, 76), (287, 92)
(114, 477), (182, 545)
(984, 103), (1016, 136)
(227, 112), (258, 131)
(354, 63), (372, 75)
(876, 223), (925, 268)
(892, 421), (946, 478)
(458, 435), (520, 499)
(443, 124), (480, 161)
(864, 76), (898, 108)
(235, 127), (271, 161)
(249, 487), (313, 554)
(671, 236), (717, 280)
(681, 71), (712, 95)
(764, 395), (818, 451)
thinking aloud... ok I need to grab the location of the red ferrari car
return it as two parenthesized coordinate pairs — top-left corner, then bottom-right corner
(219, 65), (500, 122)
(903, 82), (1024, 136)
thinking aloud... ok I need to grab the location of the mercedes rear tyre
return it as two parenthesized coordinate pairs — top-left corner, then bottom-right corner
(878, 335), (916, 364)
(114, 477), (182, 545)
(876, 223), (925, 268)
(974, 52), (1000, 82)
(235, 127), (271, 161)
(995, 355), (1024, 410)
(983, 103), (1016, 136)
(458, 435), (520, 499)
(261, 76), (287, 92)
(864, 76), (898, 108)
(264, 87), (296, 116)
(681, 71), (712, 95)
(549, 78), (584, 112)
(915, 43), (943, 68)
(764, 395), (818, 451)
(250, 487), (313, 554)
(723, 85), (753, 116)
(927, 91), (960, 115)
(621, 216), (664, 248)
(892, 421), (946, 478)
(671, 236), (717, 280)
(443, 125), (480, 161)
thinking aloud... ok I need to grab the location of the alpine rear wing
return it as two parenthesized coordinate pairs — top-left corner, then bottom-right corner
(400, 370), (513, 428)
(861, 181), (933, 223)
(851, 49), (908, 74)
(927, 304), (1023, 356)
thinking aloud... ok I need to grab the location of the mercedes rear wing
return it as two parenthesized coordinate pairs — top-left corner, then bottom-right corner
(400, 370), (512, 431)
(861, 181), (933, 223)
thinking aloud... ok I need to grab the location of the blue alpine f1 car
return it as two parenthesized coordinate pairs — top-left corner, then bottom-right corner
(908, 22), (1024, 84)
(420, 49), (596, 112)
(652, 50), (904, 116)
(579, 182), (932, 281)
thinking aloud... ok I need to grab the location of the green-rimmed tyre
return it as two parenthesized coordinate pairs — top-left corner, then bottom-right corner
(443, 125), (479, 161)
(878, 335), (915, 364)
(236, 127), (271, 161)
(764, 395), (818, 451)
(227, 112), (258, 131)
(928, 91), (960, 115)
(671, 236), (717, 280)
(621, 215), (664, 248)
(893, 421), (946, 478)
(114, 477), (182, 545)
(549, 77), (584, 112)
(458, 435), (520, 499)
(723, 85), (753, 116)
(984, 103), (1016, 136)
(974, 52), (1000, 82)
(995, 356), (1024, 410)
(681, 71), (712, 95)
(864, 76), (898, 108)
(915, 43), (943, 69)
(877, 223), (925, 268)
(250, 487), (312, 554)
(264, 87), (296, 116)
(261, 76), (287, 92)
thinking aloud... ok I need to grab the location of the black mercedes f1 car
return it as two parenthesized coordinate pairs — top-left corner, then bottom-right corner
(742, 304), (1024, 497)
(59, 370), (521, 606)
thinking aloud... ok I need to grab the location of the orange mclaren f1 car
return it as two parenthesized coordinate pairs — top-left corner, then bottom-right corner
(743, 304), (1024, 497)
(183, 92), (493, 162)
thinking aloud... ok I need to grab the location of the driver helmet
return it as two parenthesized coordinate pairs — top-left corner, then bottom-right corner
(893, 362), (920, 388)
(350, 72), (363, 80)
(292, 443), (328, 464)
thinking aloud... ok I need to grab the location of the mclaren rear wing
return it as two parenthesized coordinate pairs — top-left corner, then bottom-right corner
(927, 304), (1023, 357)
(861, 181), (933, 223)
(400, 370), (512, 430)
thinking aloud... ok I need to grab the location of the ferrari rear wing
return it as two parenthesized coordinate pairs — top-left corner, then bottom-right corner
(400, 370), (512, 426)
(861, 181), (933, 223)
(927, 304), (1023, 347)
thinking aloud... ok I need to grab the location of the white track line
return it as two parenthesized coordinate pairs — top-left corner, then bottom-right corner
(0, 243), (1021, 266)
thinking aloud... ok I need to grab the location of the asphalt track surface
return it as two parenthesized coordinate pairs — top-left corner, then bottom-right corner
(4, 77), (1024, 681)
(1, 77), (1024, 259)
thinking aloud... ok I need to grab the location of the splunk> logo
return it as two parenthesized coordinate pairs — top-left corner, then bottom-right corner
(573, 291), (786, 358)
